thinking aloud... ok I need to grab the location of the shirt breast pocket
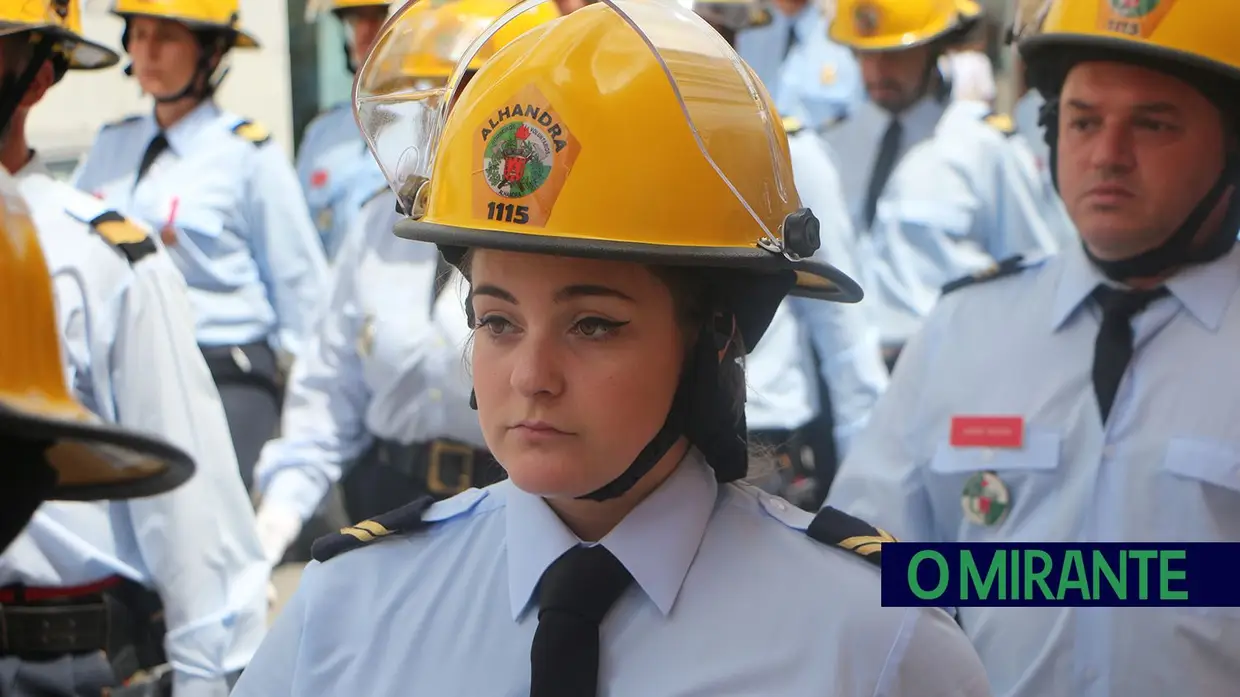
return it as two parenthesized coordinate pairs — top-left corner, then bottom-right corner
(927, 431), (1062, 541)
(1161, 437), (1240, 542)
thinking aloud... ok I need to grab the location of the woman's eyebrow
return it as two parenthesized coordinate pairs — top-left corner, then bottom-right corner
(472, 284), (518, 304)
(553, 284), (636, 303)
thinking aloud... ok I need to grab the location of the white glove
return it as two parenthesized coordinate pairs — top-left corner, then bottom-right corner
(254, 500), (304, 568)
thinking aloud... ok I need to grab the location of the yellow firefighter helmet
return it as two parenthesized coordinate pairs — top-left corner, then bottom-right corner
(0, 0), (119, 70)
(356, 0), (862, 350)
(830, 0), (976, 52)
(0, 169), (194, 501)
(111, 0), (260, 48)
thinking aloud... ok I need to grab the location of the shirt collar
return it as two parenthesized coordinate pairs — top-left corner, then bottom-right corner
(1051, 239), (1240, 332)
(148, 100), (221, 155)
(505, 448), (718, 620)
(16, 151), (50, 179)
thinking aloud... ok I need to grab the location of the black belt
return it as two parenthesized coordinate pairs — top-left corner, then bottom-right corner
(368, 438), (503, 497)
(0, 576), (166, 678)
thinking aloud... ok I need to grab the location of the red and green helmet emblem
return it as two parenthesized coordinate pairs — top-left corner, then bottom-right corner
(1109, 0), (1160, 18)
(961, 470), (1011, 527)
(483, 121), (553, 199)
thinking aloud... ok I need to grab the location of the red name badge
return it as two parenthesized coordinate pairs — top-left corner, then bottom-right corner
(950, 416), (1025, 449)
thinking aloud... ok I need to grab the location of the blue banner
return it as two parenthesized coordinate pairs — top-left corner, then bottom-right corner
(881, 543), (1240, 607)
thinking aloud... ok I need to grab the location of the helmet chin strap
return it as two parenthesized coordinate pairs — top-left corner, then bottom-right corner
(465, 310), (749, 503)
(1040, 99), (1240, 281)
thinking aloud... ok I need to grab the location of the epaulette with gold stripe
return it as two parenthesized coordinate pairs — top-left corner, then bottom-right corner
(230, 119), (272, 146)
(983, 111), (1017, 137)
(941, 254), (1027, 296)
(311, 495), (434, 562)
(806, 506), (897, 569)
(781, 115), (804, 136)
(89, 211), (157, 264)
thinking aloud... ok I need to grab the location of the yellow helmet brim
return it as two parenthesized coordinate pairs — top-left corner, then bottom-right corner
(0, 23), (121, 70)
(0, 398), (194, 501)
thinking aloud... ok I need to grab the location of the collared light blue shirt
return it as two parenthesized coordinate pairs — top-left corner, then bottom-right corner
(72, 100), (329, 357)
(233, 448), (990, 697)
(824, 97), (1066, 347)
(6, 155), (268, 697)
(745, 129), (887, 457)
(736, 6), (863, 130)
(827, 241), (1240, 697)
(253, 187), (481, 524)
(295, 102), (383, 261)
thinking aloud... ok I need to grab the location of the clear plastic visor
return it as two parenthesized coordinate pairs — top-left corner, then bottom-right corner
(355, 0), (795, 246)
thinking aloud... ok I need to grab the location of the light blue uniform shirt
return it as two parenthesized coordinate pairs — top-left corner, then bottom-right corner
(295, 102), (382, 260)
(233, 449), (991, 697)
(823, 97), (1065, 347)
(1013, 90), (1051, 176)
(5, 155), (268, 697)
(736, 6), (863, 130)
(827, 241), (1240, 697)
(72, 100), (329, 357)
(745, 129), (887, 457)
(254, 187), (481, 524)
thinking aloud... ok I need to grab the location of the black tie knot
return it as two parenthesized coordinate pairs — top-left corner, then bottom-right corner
(1092, 284), (1169, 319)
(537, 545), (633, 624)
(1090, 284), (1168, 424)
(137, 132), (170, 184)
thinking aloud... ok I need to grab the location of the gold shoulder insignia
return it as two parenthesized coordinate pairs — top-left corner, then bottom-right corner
(89, 211), (157, 264)
(311, 495), (435, 562)
(231, 119), (272, 146)
(748, 5), (772, 27)
(941, 254), (1027, 296)
(807, 506), (897, 569)
(781, 116), (804, 135)
(983, 112), (1017, 137)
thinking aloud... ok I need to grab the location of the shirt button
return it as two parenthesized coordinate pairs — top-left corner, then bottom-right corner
(429, 388), (442, 401)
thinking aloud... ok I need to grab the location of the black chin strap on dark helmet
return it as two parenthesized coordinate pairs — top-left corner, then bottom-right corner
(1039, 99), (1240, 281)
(0, 34), (56, 136)
(578, 310), (748, 501)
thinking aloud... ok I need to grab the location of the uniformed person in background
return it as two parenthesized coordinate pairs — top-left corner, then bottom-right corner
(73, 0), (330, 489)
(0, 167), (194, 555)
(824, 0), (1065, 369)
(828, 1), (1240, 694)
(734, 0), (864, 131)
(296, 0), (389, 261)
(251, 0), (560, 569)
(232, 2), (990, 695)
(0, 4), (269, 697)
(689, 0), (888, 508)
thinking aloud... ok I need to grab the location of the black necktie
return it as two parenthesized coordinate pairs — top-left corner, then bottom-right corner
(136, 132), (169, 184)
(862, 118), (903, 230)
(1091, 285), (1168, 424)
(530, 545), (634, 697)
(783, 23), (799, 60)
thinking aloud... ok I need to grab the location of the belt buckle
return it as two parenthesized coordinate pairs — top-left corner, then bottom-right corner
(426, 440), (474, 496)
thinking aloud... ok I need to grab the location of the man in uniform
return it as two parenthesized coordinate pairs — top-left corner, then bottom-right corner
(824, 0), (1067, 369)
(735, 0), (864, 131)
(828, 1), (1240, 695)
(0, 4), (268, 696)
(0, 169), (194, 553)
(685, 0), (888, 507)
(296, 0), (389, 260)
